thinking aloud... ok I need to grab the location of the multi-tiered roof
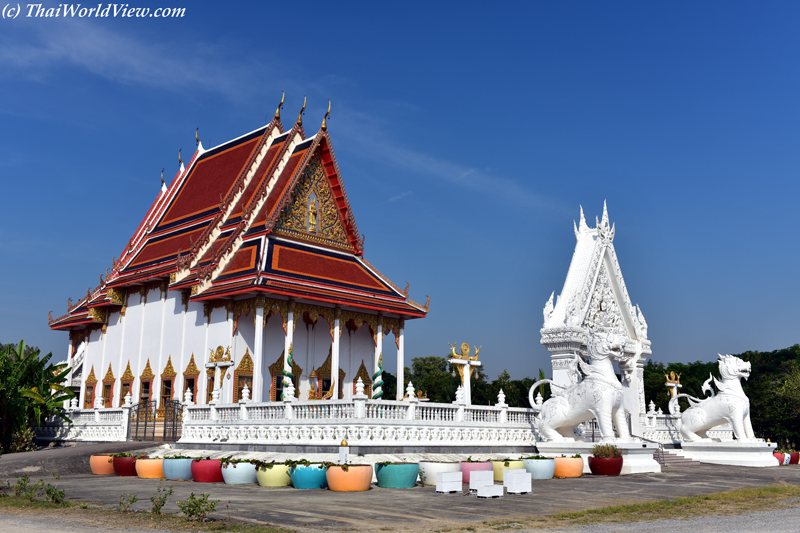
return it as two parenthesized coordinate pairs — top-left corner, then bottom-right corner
(50, 100), (428, 331)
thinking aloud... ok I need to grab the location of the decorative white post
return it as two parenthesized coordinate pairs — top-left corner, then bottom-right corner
(239, 384), (250, 419)
(252, 304), (265, 401)
(283, 381), (295, 419)
(353, 377), (367, 418)
(448, 356), (481, 406)
(396, 320), (405, 400)
(331, 308), (340, 400)
(405, 381), (417, 420)
(454, 386), (465, 422)
(497, 389), (508, 423)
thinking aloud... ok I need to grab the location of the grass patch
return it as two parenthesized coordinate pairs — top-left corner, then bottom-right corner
(480, 484), (800, 530)
(0, 495), (294, 533)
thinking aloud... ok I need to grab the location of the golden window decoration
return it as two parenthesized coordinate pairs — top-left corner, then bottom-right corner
(353, 360), (372, 397)
(119, 361), (134, 406)
(161, 356), (177, 380)
(233, 348), (254, 403)
(84, 365), (98, 386)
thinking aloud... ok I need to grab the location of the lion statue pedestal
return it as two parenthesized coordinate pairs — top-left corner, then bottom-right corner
(536, 441), (662, 475)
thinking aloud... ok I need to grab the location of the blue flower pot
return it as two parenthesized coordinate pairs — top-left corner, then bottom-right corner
(221, 462), (258, 484)
(524, 458), (556, 480)
(162, 458), (194, 481)
(375, 463), (419, 488)
(290, 464), (328, 489)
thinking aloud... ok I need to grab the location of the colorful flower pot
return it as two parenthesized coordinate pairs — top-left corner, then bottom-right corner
(554, 457), (584, 478)
(326, 465), (373, 492)
(221, 462), (257, 484)
(256, 465), (292, 487)
(376, 463), (420, 488)
(588, 457), (623, 476)
(790, 452), (799, 465)
(524, 458), (556, 480)
(460, 461), (492, 484)
(163, 458), (194, 481)
(135, 458), (164, 479)
(191, 459), (224, 483)
(112, 456), (137, 477)
(289, 464), (327, 489)
(418, 461), (460, 486)
(774, 453), (786, 465)
(492, 460), (525, 481)
(89, 454), (115, 475)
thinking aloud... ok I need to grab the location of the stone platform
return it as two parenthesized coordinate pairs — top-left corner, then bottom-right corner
(679, 441), (779, 467)
(536, 441), (662, 474)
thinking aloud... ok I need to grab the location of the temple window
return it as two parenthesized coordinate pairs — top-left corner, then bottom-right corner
(139, 358), (155, 404)
(268, 350), (302, 401)
(101, 363), (115, 408)
(309, 348), (345, 400)
(160, 379), (172, 407)
(119, 361), (134, 406)
(139, 380), (151, 403)
(84, 385), (94, 408)
(353, 360), (372, 397)
(206, 371), (214, 403)
(233, 349), (254, 402)
(119, 381), (132, 406)
(182, 354), (200, 403)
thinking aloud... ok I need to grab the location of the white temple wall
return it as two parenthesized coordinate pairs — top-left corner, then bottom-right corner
(233, 312), (255, 361)
(261, 315), (285, 401)
(351, 324), (374, 397)
(84, 327), (103, 406)
(141, 288), (164, 402)
(207, 306), (232, 402)
(340, 325), (353, 400)
(184, 300), (206, 403)
(103, 310), (124, 405)
(159, 292), (184, 402)
(312, 319), (333, 395)
(295, 322), (311, 399)
(123, 294), (145, 399)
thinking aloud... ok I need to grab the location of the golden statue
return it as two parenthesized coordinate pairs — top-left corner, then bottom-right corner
(664, 371), (682, 398)
(308, 380), (318, 400)
(308, 200), (318, 232)
(448, 342), (481, 383)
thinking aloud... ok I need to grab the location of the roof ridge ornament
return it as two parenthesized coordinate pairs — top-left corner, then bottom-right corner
(178, 148), (183, 170)
(274, 91), (284, 121)
(321, 99), (331, 131)
(296, 95), (306, 126)
(596, 200), (615, 243)
(195, 127), (199, 147)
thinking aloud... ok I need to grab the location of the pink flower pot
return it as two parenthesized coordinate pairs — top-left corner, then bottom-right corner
(460, 461), (492, 484)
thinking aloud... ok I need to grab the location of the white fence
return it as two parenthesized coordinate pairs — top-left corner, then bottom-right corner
(35, 407), (129, 442)
(180, 398), (536, 448)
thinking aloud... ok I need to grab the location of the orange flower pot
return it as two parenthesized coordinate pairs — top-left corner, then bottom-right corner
(553, 457), (584, 478)
(325, 465), (373, 492)
(135, 458), (164, 479)
(89, 454), (115, 475)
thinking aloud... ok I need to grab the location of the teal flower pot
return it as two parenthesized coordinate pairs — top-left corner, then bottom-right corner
(375, 463), (419, 488)
(221, 462), (258, 484)
(524, 458), (556, 480)
(163, 458), (194, 481)
(289, 464), (327, 489)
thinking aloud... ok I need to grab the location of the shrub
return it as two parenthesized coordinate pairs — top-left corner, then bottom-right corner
(149, 485), (174, 514)
(591, 444), (622, 459)
(44, 471), (65, 504)
(10, 427), (35, 453)
(176, 492), (219, 522)
(118, 493), (138, 512)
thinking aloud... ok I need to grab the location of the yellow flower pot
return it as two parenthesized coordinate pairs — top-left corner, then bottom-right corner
(492, 460), (525, 481)
(256, 464), (292, 487)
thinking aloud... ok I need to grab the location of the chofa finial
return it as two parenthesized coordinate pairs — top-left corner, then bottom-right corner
(274, 91), (284, 120)
(178, 148), (183, 167)
(160, 168), (165, 186)
(321, 99), (331, 131)
(195, 127), (199, 146)
(296, 95), (306, 126)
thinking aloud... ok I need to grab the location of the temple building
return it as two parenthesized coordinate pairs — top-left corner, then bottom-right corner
(49, 98), (428, 412)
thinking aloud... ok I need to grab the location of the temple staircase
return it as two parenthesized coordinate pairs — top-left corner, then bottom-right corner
(661, 448), (699, 467)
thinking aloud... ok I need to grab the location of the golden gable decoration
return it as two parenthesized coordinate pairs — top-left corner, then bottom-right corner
(140, 359), (155, 381)
(85, 365), (97, 386)
(273, 155), (351, 252)
(161, 356), (177, 380)
(107, 287), (125, 305)
(121, 361), (135, 382)
(102, 363), (115, 384)
(88, 307), (106, 323)
(183, 354), (200, 377)
(354, 360), (372, 397)
(235, 349), (254, 374)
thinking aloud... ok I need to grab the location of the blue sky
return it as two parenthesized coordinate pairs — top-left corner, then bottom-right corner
(1, 1), (798, 380)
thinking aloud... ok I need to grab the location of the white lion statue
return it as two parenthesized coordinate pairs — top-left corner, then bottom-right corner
(669, 354), (755, 442)
(528, 333), (630, 442)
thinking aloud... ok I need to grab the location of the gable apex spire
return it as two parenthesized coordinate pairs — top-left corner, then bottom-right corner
(321, 99), (331, 131)
(296, 95), (306, 126)
(274, 91), (284, 121)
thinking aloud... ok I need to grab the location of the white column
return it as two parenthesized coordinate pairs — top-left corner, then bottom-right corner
(282, 304), (294, 399)
(253, 306), (265, 401)
(373, 319), (383, 400)
(64, 337), (74, 409)
(396, 320), (405, 400)
(331, 309), (340, 400)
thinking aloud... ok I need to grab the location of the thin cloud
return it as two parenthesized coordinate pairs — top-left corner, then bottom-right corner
(387, 191), (413, 202)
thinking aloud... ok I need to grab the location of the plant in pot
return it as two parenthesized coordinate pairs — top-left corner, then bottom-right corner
(522, 455), (556, 480)
(588, 444), (623, 476)
(191, 456), (224, 483)
(219, 458), (257, 485)
(418, 461), (460, 486)
(459, 456), (491, 484)
(135, 454), (164, 479)
(254, 460), (292, 487)
(491, 458), (525, 481)
(375, 461), (420, 488)
(162, 455), (194, 481)
(286, 459), (327, 490)
(325, 462), (373, 492)
(110, 453), (137, 477)
(553, 454), (584, 478)
(90, 453), (115, 475)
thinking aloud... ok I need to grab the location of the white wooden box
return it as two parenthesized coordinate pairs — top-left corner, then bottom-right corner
(502, 469), (529, 486)
(436, 471), (462, 493)
(477, 484), (504, 498)
(469, 470), (494, 491)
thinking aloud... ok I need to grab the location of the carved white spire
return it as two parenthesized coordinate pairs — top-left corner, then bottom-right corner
(543, 292), (554, 323)
(579, 205), (589, 231)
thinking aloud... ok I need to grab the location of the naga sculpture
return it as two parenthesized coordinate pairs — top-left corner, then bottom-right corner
(669, 354), (755, 442)
(528, 332), (631, 442)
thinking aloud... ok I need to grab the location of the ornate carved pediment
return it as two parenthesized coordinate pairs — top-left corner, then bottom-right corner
(161, 356), (177, 380)
(183, 354), (200, 377)
(140, 359), (155, 381)
(107, 287), (125, 305)
(583, 265), (626, 338)
(88, 307), (106, 324)
(121, 361), (134, 382)
(85, 365), (97, 386)
(102, 363), (115, 384)
(273, 155), (352, 252)
(235, 349), (254, 375)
